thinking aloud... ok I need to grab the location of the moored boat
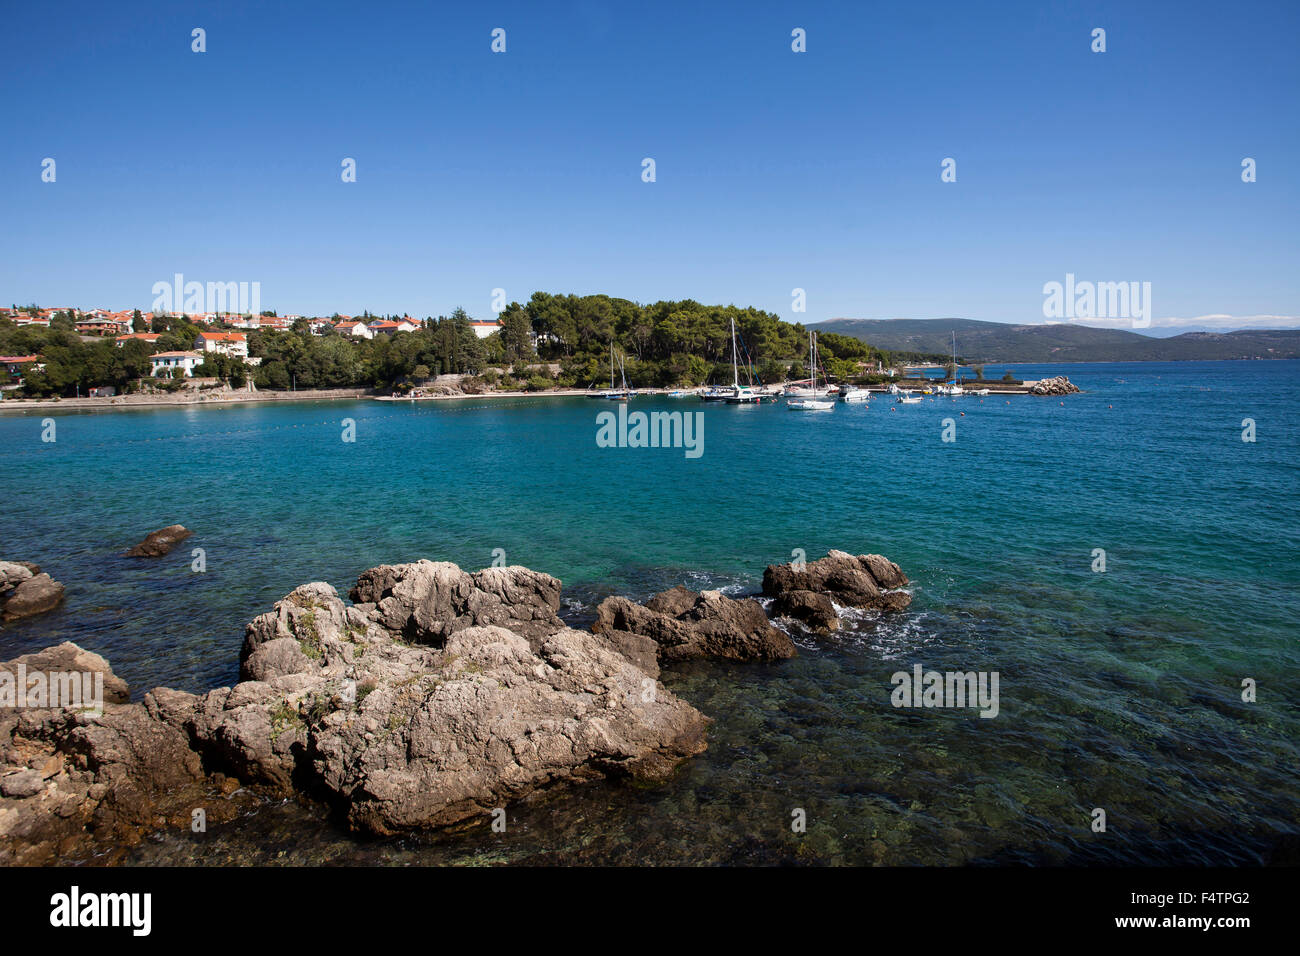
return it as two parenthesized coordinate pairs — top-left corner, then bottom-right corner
(788, 331), (835, 411)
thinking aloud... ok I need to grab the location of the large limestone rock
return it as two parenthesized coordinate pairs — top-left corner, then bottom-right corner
(184, 575), (709, 835)
(762, 550), (912, 620)
(123, 524), (193, 558)
(592, 587), (796, 664)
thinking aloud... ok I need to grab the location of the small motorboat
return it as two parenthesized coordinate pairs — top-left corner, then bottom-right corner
(839, 386), (869, 404)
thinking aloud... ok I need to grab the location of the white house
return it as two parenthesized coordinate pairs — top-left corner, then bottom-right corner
(367, 319), (418, 336)
(195, 331), (249, 360)
(151, 351), (204, 378)
(470, 319), (500, 339)
(335, 320), (374, 339)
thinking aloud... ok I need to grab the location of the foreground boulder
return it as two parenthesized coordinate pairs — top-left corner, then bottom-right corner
(762, 550), (912, 629)
(1, 561), (711, 861)
(123, 524), (193, 558)
(592, 586), (796, 663)
(0, 561), (65, 621)
(177, 571), (709, 835)
(1027, 376), (1080, 395)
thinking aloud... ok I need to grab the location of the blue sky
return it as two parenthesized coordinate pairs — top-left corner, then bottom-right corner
(2, 0), (1296, 329)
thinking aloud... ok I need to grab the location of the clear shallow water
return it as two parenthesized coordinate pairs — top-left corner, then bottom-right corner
(2, 361), (1297, 865)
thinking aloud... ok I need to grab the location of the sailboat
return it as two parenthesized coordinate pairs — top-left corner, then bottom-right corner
(787, 331), (834, 410)
(590, 342), (621, 398)
(940, 331), (964, 396)
(611, 354), (632, 400)
(598, 343), (633, 400)
(724, 317), (762, 403)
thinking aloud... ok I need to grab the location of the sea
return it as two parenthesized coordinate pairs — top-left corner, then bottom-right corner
(2, 360), (1297, 865)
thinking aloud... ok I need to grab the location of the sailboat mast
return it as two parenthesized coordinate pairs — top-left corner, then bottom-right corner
(810, 330), (817, 398)
(731, 318), (739, 388)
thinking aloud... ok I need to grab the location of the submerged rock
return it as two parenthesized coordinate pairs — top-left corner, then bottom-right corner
(0, 562), (65, 621)
(592, 587), (796, 663)
(123, 524), (193, 558)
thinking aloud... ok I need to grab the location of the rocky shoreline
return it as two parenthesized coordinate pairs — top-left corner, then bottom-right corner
(0, 550), (910, 865)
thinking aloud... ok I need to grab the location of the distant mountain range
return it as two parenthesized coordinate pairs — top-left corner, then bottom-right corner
(814, 318), (1300, 363)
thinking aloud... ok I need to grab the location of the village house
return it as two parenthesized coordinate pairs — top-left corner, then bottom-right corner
(76, 316), (132, 336)
(0, 355), (42, 385)
(367, 319), (418, 336)
(470, 319), (501, 339)
(195, 331), (249, 360)
(150, 351), (204, 378)
(335, 319), (373, 339)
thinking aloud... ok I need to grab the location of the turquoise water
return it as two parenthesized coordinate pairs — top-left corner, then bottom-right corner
(2, 361), (1297, 865)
